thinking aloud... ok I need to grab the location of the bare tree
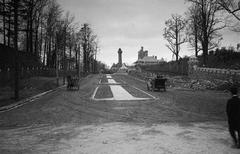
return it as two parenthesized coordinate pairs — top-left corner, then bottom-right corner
(217, 0), (240, 21)
(92, 39), (99, 73)
(61, 11), (74, 84)
(80, 23), (96, 73)
(43, 0), (62, 67)
(163, 14), (186, 61)
(187, 0), (225, 65)
(185, 4), (202, 57)
(55, 20), (65, 86)
(217, 0), (240, 32)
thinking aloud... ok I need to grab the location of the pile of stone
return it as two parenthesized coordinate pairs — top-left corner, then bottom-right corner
(168, 77), (235, 91)
(128, 70), (237, 91)
(188, 79), (217, 90)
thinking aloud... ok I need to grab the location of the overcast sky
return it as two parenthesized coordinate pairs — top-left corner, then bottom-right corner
(58, 0), (240, 67)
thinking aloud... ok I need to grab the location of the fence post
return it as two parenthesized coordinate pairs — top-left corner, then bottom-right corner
(188, 55), (198, 77)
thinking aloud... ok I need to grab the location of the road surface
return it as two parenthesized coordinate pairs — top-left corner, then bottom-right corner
(0, 74), (238, 153)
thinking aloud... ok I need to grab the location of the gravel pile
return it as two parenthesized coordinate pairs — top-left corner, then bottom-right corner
(129, 70), (238, 91)
(168, 77), (236, 91)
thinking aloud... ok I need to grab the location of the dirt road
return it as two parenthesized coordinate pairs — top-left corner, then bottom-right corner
(0, 74), (238, 153)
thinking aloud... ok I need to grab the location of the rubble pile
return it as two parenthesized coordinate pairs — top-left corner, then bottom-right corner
(167, 77), (235, 91)
(129, 70), (238, 91)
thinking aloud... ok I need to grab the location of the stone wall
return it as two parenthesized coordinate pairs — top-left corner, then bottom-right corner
(190, 67), (240, 82)
(188, 56), (240, 83)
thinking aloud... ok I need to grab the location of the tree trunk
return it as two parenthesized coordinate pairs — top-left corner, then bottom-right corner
(39, 18), (43, 58)
(175, 24), (179, 62)
(194, 25), (198, 57)
(63, 28), (67, 85)
(75, 45), (78, 69)
(13, 0), (19, 100)
(202, 38), (208, 66)
(8, 14), (11, 47)
(34, 14), (41, 56)
(83, 43), (87, 73)
(43, 38), (47, 65)
(47, 36), (51, 67)
(69, 46), (72, 70)
(35, 21), (39, 56)
(201, 0), (208, 66)
(26, 18), (29, 52)
(29, 12), (33, 53)
(55, 37), (59, 86)
(3, 0), (6, 45)
(78, 45), (81, 78)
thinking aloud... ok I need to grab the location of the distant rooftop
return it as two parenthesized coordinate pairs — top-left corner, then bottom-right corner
(138, 56), (158, 62)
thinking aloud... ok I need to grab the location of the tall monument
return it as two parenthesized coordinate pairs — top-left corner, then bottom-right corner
(118, 48), (122, 67)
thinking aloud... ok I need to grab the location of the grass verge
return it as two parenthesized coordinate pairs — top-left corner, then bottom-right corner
(94, 85), (113, 99)
(0, 77), (62, 107)
(121, 85), (152, 98)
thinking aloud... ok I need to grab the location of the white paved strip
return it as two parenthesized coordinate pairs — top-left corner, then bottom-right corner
(106, 74), (112, 78)
(93, 97), (151, 101)
(108, 79), (117, 84)
(110, 85), (136, 100)
(118, 78), (156, 99)
(108, 75), (151, 101)
(108, 75), (135, 100)
(92, 75), (153, 101)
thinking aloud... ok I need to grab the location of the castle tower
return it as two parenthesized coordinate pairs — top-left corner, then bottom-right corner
(118, 48), (122, 67)
(138, 46), (148, 60)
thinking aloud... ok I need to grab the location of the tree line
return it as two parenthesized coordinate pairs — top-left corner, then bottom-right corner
(163, 0), (240, 65)
(0, 0), (104, 99)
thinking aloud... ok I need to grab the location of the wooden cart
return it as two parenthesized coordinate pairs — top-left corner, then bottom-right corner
(67, 76), (79, 90)
(147, 78), (167, 92)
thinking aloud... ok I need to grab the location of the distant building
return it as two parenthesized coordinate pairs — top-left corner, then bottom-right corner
(237, 43), (240, 52)
(136, 56), (159, 65)
(117, 63), (128, 73)
(135, 46), (164, 65)
(138, 46), (148, 60)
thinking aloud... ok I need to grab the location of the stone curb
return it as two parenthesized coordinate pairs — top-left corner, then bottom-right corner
(0, 85), (66, 113)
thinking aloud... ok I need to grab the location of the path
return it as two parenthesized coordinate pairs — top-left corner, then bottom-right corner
(93, 74), (152, 100)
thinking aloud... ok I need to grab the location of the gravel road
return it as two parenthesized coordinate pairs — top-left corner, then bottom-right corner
(0, 74), (238, 153)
